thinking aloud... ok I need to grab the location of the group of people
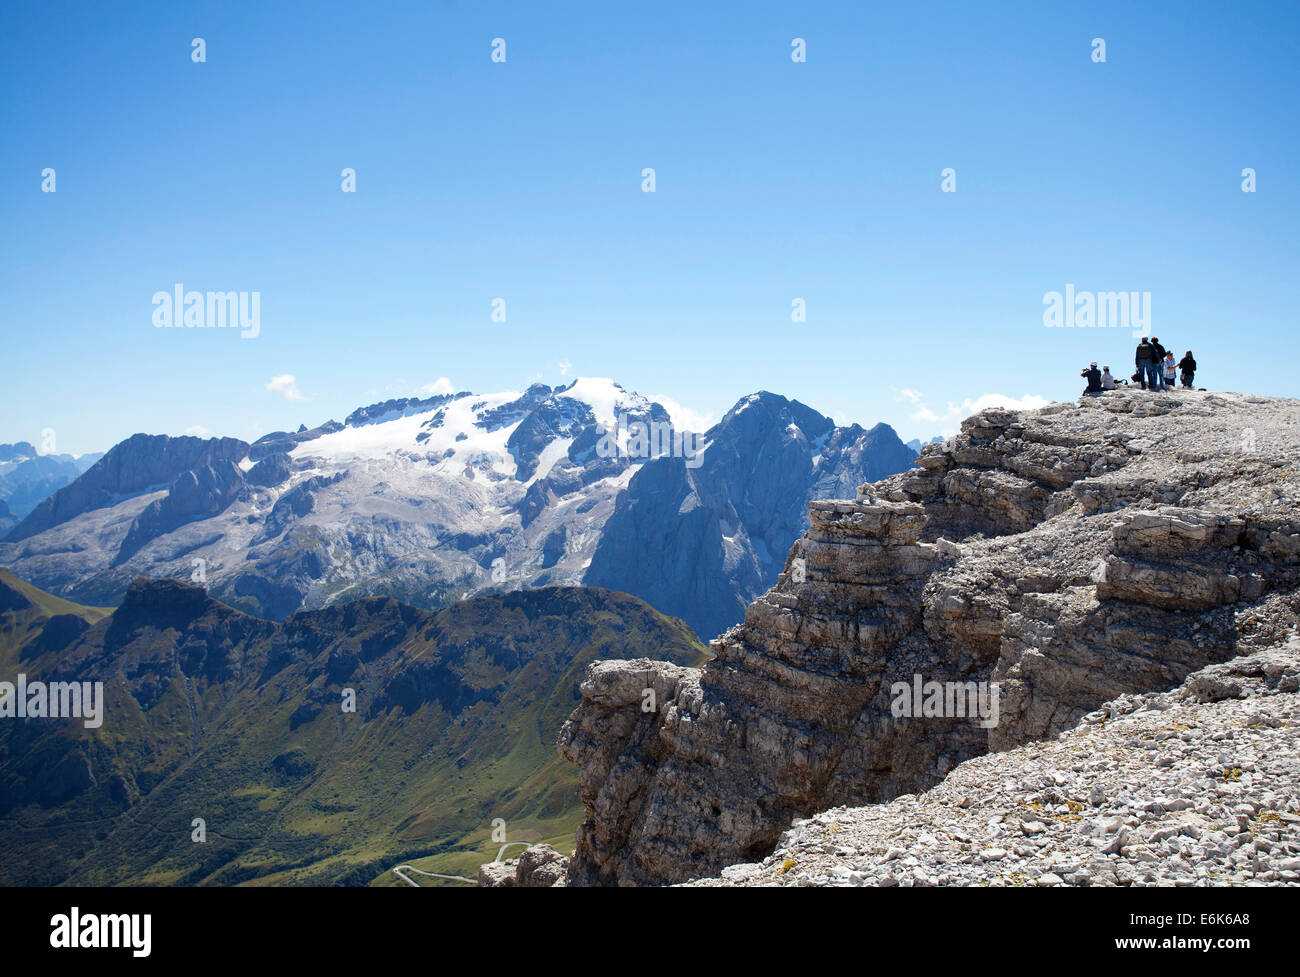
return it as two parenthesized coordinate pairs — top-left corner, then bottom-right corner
(1080, 337), (1197, 396)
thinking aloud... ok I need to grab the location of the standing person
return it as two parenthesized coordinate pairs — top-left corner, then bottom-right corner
(1163, 351), (1177, 390)
(1150, 337), (1168, 388)
(1135, 338), (1158, 390)
(1101, 366), (1117, 389)
(1179, 350), (1197, 388)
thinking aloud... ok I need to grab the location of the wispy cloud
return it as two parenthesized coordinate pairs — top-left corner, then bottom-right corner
(557, 359), (572, 376)
(182, 425), (212, 438)
(266, 374), (307, 401)
(416, 377), (455, 396)
(651, 393), (716, 434)
(894, 388), (1050, 435)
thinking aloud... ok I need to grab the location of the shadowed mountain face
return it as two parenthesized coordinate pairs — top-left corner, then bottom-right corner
(0, 382), (917, 639)
(0, 570), (707, 885)
(584, 392), (918, 640)
(5, 434), (249, 544)
(0, 441), (103, 522)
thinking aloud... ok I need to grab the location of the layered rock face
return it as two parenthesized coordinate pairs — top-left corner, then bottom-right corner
(558, 389), (1300, 885)
(690, 640), (1300, 887)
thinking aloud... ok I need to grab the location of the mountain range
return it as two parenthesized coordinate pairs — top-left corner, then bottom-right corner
(0, 441), (103, 535)
(0, 568), (707, 885)
(0, 379), (916, 640)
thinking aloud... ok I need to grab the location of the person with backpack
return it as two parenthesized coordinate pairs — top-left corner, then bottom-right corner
(1135, 338), (1159, 390)
(1179, 350), (1197, 388)
(1150, 337), (1168, 389)
(1163, 351), (1177, 390)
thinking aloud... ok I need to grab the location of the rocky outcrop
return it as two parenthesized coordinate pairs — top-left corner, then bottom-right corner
(560, 389), (1300, 885)
(477, 844), (570, 887)
(689, 639), (1300, 887)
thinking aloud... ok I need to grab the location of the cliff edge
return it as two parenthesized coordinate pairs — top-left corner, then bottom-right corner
(553, 389), (1300, 885)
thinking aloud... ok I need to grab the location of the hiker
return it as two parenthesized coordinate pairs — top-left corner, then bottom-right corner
(1163, 351), (1177, 390)
(1179, 350), (1197, 388)
(1081, 362), (1102, 396)
(1101, 366), (1117, 389)
(1135, 338), (1160, 390)
(1150, 337), (1168, 388)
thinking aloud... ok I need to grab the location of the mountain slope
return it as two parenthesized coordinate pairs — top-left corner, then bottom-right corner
(585, 392), (918, 638)
(0, 573), (708, 885)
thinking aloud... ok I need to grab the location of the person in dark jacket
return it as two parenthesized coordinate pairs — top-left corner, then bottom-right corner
(1150, 337), (1167, 389)
(1081, 362), (1102, 396)
(1135, 339), (1159, 390)
(1179, 350), (1197, 388)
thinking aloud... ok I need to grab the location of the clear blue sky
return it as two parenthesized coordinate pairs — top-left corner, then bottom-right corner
(2, 0), (1297, 455)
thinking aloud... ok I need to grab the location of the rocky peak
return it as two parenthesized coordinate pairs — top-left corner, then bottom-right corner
(557, 388), (1300, 884)
(6, 434), (249, 542)
(582, 392), (918, 639)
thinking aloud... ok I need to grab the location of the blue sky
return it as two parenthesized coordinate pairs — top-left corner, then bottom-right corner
(2, 0), (1297, 455)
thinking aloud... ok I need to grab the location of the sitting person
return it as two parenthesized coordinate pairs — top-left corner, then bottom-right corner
(1101, 366), (1117, 389)
(1081, 362), (1102, 395)
(1179, 350), (1197, 387)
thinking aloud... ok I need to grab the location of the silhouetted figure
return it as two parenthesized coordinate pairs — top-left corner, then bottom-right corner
(1135, 339), (1159, 390)
(1081, 362), (1102, 396)
(1179, 350), (1197, 388)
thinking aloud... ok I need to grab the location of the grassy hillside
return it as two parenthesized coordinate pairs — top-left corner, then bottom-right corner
(0, 573), (708, 885)
(0, 566), (113, 622)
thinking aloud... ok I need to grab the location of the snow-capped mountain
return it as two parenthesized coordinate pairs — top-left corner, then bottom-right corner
(0, 379), (917, 638)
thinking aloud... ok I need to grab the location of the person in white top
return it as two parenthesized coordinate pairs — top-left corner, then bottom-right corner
(1101, 366), (1117, 390)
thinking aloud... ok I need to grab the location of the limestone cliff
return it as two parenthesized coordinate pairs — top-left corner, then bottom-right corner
(556, 389), (1300, 885)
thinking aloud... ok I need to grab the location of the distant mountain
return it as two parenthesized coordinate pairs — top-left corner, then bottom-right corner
(0, 569), (707, 885)
(0, 379), (917, 638)
(0, 442), (104, 520)
(585, 392), (918, 638)
(906, 436), (944, 453)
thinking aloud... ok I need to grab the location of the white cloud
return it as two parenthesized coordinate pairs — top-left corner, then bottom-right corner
(182, 425), (212, 438)
(650, 394), (716, 434)
(416, 377), (455, 396)
(963, 392), (1051, 414)
(896, 388), (1050, 435)
(266, 374), (307, 401)
(557, 359), (572, 376)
